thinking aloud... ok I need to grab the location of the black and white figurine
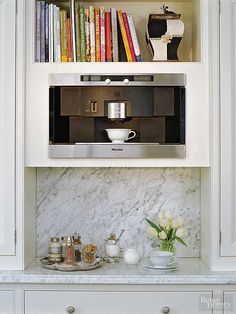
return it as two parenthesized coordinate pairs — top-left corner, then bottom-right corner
(146, 5), (184, 61)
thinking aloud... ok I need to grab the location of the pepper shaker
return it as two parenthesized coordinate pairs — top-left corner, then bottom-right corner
(72, 233), (82, 262)
(64, 236), (77, 266)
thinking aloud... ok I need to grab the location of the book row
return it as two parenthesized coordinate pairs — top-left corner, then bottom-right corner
(36, 1), (142, 63)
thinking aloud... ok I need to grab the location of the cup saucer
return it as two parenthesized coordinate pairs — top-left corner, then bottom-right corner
(143, 262), (178, 270)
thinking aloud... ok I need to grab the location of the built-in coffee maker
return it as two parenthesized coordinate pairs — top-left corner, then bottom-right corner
(49, 74), (185, 158)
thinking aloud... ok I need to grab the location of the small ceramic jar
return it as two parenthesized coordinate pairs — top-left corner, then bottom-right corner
(123, 242), (140, 265)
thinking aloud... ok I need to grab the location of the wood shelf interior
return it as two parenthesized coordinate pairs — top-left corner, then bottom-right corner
(35, 0), (201, 62)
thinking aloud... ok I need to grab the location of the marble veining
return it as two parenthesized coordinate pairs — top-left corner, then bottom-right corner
(1, 258), (236, 285)
(37, 168), (200, 257)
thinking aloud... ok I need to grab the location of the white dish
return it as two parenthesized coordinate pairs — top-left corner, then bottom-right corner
(143, 262), (179, 270)
(149, 250), (176, 266)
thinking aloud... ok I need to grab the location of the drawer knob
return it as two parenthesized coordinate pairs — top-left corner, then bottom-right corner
(66, 306), (75, 313)
(161, 306), (170, 313)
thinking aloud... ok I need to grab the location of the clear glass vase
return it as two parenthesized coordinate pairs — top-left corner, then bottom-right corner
(160, 241), (175, 253)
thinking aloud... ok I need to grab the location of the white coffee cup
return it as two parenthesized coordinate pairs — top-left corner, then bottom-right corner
(149, 251), (176, 267)
(106, 129), (136, 144)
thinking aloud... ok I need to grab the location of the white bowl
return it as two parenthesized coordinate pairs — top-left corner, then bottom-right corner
(149, 251), (176, 267)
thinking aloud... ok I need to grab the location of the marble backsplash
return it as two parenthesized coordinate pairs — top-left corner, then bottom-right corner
(37, 168), (200, 257)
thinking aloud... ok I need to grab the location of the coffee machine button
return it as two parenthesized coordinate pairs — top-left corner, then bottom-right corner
(105, 78), (111, 85)
(124, 78), (130, 85)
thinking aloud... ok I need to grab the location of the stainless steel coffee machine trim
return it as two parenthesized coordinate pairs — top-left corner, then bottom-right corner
(49, 73), (186, 159)
(49, 73), (186, 87)
(49, 144), (186, 159)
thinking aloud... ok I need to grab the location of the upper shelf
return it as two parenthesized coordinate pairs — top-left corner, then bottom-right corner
(49, 0), (197, 2)
(34, 0), (202, 63)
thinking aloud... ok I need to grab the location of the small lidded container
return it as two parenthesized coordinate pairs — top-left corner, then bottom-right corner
(104, 233), (120, 263)
(61, 236), (69, 261)
(81, 244), (97, 264)
(64, 236), (77, 266)
(48, 237), (62, 262)
(72, 233), (82, 262)
(123, 241), (140, 265)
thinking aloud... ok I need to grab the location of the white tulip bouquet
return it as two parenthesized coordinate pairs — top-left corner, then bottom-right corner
(146, 210), (187, 253)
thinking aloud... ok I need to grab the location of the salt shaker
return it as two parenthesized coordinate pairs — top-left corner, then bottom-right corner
(104, 233), (120, 263)
(123, 242), (140, 265)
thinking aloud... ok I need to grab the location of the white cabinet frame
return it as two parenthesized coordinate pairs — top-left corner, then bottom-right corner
(220, 0), (236, 256)
(0, 0), (16, 255)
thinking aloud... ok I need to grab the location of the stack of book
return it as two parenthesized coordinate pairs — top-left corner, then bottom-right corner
(36, 1), (142, 62)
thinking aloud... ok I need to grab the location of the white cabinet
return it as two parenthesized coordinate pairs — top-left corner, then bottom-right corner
(0, 291), (15, 314)
(220, 0), (236, 256)
(0, 0), (15, 255)
(25, 290), (213, 314)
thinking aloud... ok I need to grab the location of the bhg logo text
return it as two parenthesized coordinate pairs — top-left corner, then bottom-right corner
(199, 294), (232, 311)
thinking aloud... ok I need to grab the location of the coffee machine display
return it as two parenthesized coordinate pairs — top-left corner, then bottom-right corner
(49, 74), (185, 158)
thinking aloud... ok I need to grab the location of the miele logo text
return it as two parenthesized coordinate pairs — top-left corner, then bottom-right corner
(111, 148), (124, 152)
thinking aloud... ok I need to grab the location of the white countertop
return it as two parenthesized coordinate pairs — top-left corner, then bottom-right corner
(1, 258), (236, 285)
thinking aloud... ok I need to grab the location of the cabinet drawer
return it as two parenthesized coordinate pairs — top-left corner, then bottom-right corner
(25, 290), (213, 314)
(0, 291), (15, 314)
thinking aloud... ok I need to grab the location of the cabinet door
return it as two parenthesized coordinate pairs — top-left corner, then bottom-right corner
(0, 291), (14, 314)
(220, 0), (236, 256)
(0, 0), (16, 255)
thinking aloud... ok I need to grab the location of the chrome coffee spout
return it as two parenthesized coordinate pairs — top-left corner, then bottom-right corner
(107, 101), (131, 121)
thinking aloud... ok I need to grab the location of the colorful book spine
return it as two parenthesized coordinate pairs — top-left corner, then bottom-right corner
(127, 14), (142, 62)
(80, 7), (86, 62)
(105, 12), (112, 62)
(70, 0), (76, 62)
(55, 6), (61, 62)
(89, 6), (95, 62)
(49, 4), (54, 62)
(40, 1), (45, 62)
(117, 11), (132, 62)
(100, 7), (105, 62)
(75, 4), (81, 62)
(45, 2), (49, 62)
(53, 5), (57, 61)
(95, 8), (101, 62)
(122, 12), (136, 62)
(60, 10), (68, 62)
(85, 8), (91, 62)
(36, 1), (41, 62)
(67, 18), (73, 62)
(111, 8), (118, 62)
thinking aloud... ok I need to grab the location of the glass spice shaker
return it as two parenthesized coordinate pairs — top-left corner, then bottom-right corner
(48, 237), (62, 263)
(61, 236), (69, 261)
(72, 233), (82, 262)
(64, 236), (77, 266)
